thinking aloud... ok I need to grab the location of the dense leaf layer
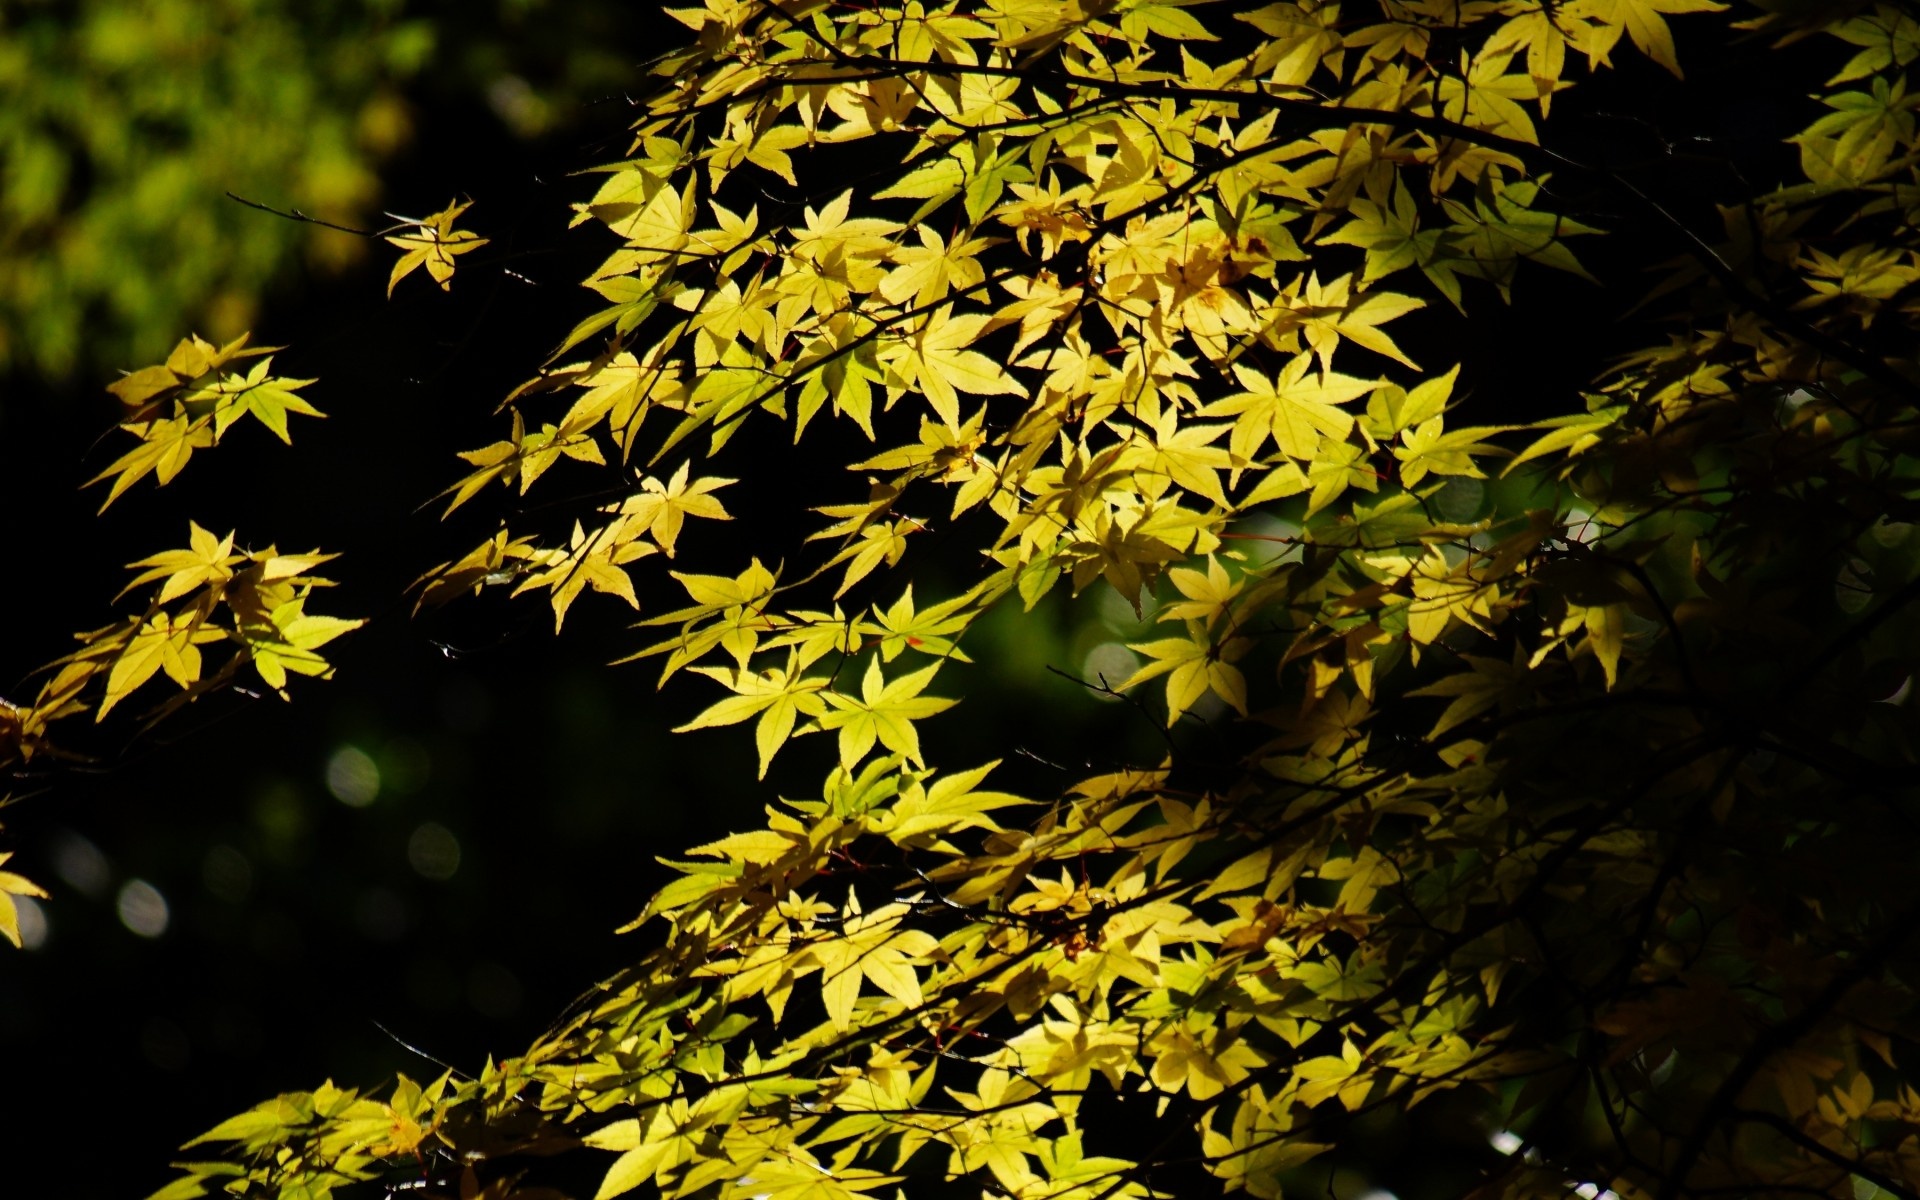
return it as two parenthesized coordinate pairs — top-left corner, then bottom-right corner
(130, 3), (1920, 1200)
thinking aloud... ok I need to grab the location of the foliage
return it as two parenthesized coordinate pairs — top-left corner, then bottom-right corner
(0, 332), (359, 941)
(19, 0), (1920, 1198)
(386, 199), (492, 297)
(86, 332), (323, 508)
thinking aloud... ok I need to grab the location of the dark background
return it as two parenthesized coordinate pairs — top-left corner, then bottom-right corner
(0, 4), (1832, 1196)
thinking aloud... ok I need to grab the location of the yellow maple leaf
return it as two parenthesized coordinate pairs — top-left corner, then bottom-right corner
(818, 659), (958, 768)
(385, 199), (489, 296)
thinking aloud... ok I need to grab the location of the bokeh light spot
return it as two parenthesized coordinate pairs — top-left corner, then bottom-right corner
(325, 744), (381, 807)
(408, 822), (461, 881)
(1080, 643), (1141, 699)
(13, 895), (48, 951)
(116, 879), (169, 938)
(50, 830), (111, 899)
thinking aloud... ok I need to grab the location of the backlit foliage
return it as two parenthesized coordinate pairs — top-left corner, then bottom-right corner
(1, 335), (359, 941)
(88, 332), (323, 510)
(386, 199), (491, 297)
(140, 3), (1920, 1200)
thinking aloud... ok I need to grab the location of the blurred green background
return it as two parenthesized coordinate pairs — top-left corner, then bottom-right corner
(0, 0), (639, 378)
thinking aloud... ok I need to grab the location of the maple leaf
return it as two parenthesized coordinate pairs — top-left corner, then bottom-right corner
(790, 189), (901, 271)
(811, 897), (941, 1029)
(677, 659), (830, 778)
(107, 364), (192, 411)
(986, 274), (1084, 360)
(96, 612), (219, 720)
(86, 333), (322, 509)
(245, 598), (365, 693)
(1140, 410), (1237, 507)
(1438, 177), (1600, 298)
(1261, 273), (1425, 372)
(1062, 501), (1190, 606)
(1790, 77), (1920, 189)
(824, 519), (915, 598)
(207, 356), (322, 442)
(1121, 620), (1252, 722)
(1824, 7), (1920, 86)
(105, 332), (268, 411)
(876, 226), (996, 309)
(1395, 419), (1512, 487)
(870, 584), (974, 663)
(1504, 404), (1627, 476)
(606, 461), (734, 556)
(1202, 354), (1380, 469)
(411, 529), (541, 611)
(626, 559), (781, 681)
(1483, 9), (1592, 109)
(876, 760), (1029, 843)
(0, 853), (48, 949)
(513, 520), (659, 632)
(385, 199), (489, 296)
(440, 410), (529, 514)
(120, 522), (242, 603)
(1404, 548), (1508, 646)
(559, 348), (681, 453)
(823, 76), (922, 140)
(885, 306), (1026, 430)
(86, 415), (216, 511)
(1320, 181), (1442, 286)
(817, 659), (957, 768)
(1303, 438), (1380, 516)
(1577, 0), (1729, 78)
(1159, 557), (1244, 629)
(1407, 650), (1530, 737)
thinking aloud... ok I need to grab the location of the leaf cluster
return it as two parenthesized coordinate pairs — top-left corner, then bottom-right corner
(89, 332), (323, 511)
(4, 334), (360, 949)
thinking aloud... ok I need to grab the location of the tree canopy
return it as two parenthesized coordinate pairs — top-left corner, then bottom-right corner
(7, 2), (1920, 1200)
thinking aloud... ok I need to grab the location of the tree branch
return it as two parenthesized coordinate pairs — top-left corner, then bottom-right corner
(1657, 903), (1920, 1200)
(1731, 1108), (1920, 1200)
